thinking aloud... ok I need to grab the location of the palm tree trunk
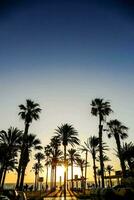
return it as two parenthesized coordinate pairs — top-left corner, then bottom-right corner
(67, 163), (68, 189)
(16, 123), (29, 189)
(46, 165), (48, 190)
(16, 156), (22, 188)
(50, 165), (53, 191)
(99, 123), (105, 187)
(1, 166), (7, 189)
(85, 151), (88, 190)
(34, 172), (38, 191)
(0, 165), (4, 185)
(19, 165), (27, 190)
(71, 160), (73, 189)
(64, 145), (67, 196)
(54, 164), (57, 190)
(109, 172), (112, 187)
(115, 133), (126, 177)
(93, 153), (98, 187)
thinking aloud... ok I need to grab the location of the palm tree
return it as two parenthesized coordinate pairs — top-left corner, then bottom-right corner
(55, 123), (80, 196)
(34, 152), (45, 190)
(32, 162), (44, 191)
(16, 99), (41, 189)
(19, 133), (42, 189)
(79, 145), (88, 189)
(50, 136), (62, 190)
(121, 142), (134, 174)
(107, 119), (128, 177)
(75, 158), (87, 191)
(91, 98), (113, 187)
(83, 136), (99, 187)
(0, 127), (22, 187)
(44, 145), (52, 190)
(106, 165), (114, 187)
(67, 148), (80, 189)
(1, 157), (18, 188)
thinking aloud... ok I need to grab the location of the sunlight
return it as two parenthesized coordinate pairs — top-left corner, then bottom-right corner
(56, 166), (64, 182)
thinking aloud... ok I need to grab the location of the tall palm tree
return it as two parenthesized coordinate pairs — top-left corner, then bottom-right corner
(17, 99), (41, 189)
(107, 119), (128, 177)
(91, 98), (113, 187)
(19, 133), (42, 189)
(106, 165), (114, 187)
(44, 144), (52, 190)
(67, 148), (80, 189)
(0, 127), (22, 187)
(55, 123), (80, 196)
(83, 136), (99, 187)
(34, 152), (45, 190)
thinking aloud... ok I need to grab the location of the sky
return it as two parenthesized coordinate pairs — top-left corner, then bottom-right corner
(0, 0), (134, 183)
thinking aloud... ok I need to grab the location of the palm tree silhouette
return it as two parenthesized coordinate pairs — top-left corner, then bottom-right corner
(79, 144), (88, 189)
(55, 123), (80, 196)
(106, 165), (114, 187)
(107, 119), (128, 177)
(34, 152), (45, 190)
(75, 157), (87, 191)
(67, 148), (80, 190)
(50, 136), (62, 190)
(44, 144), (52, 190)
(32, 162), (44, 191)
(91, 98), (113, 187)
(83, 136), (99, 187)
(0, 127), (22, 188)
(19, 133), (42, 189)
(16, 99), (41, 189)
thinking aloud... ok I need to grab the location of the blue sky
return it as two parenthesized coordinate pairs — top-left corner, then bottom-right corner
(0, 0), (134, 181)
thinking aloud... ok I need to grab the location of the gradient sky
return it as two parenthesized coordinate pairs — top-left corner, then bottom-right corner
(0, 0), (134, 183)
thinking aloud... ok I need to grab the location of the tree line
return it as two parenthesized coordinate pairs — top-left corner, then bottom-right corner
(0, 98), (133, 191)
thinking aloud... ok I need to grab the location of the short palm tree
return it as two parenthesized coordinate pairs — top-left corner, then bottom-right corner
(32, 162), (44, 191)
(91, 98), (113, 187)
(44, 144), (52, 190)
(67, 148), (80, 189)
(83, 136), (99, 187)
(50, 136), (62, 190)
(79, 145), (88, 189)
(106, 165), (114, 187)
(0, 127), (22, 187)
(55, 123), (80, 196)
(19, 133), (42, 189)
(17, 99), (41, 189)
(75, 157), (87, 191)
(107, 119), (128, 177)
(34, 152), (45, 190)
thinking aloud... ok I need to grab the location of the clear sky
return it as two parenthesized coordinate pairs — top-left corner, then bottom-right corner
(0, 0), (134, 183)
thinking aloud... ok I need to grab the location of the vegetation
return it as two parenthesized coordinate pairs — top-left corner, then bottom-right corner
(107, 119), (128, 177)
(91, 98), (113, 187)
(55, 123), (80, 195)
(16, 99), (41, 190)
(0, 97), (133, 198)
